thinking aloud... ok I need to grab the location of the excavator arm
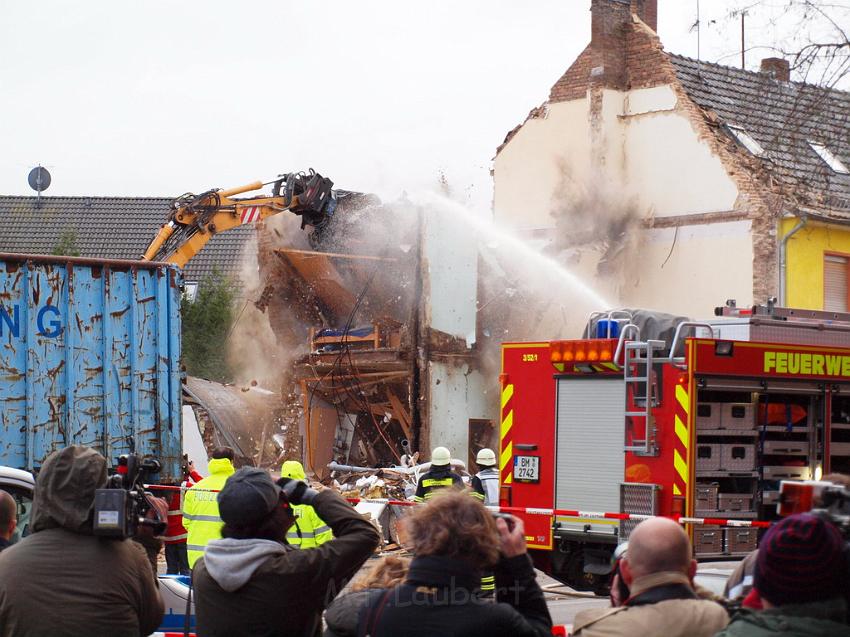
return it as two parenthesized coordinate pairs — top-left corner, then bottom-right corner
(142, 170), (335, 268)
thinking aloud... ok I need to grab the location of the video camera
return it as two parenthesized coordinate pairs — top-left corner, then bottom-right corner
(93, 453), (166, 539)
(778, 480), (850, 537)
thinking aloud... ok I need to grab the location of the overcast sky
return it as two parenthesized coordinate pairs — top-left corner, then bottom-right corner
(1, 1), (844, 207)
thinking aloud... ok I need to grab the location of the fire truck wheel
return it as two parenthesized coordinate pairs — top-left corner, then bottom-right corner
(565, 552), (609, 596)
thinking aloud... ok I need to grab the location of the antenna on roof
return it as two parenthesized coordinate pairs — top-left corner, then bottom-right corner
(28, 165), (51, 208)
(696, 0), (701, 61)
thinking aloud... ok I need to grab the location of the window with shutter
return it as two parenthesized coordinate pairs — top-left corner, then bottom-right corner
(824, 255), (848, 312)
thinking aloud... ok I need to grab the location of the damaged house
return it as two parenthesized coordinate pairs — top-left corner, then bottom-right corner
(493, 0), (850, 318)
(253, 194), (496, 476)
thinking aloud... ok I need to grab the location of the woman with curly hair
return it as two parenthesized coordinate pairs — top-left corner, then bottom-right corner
(324, 556), (411, 637)
(356, 490), (552, 637)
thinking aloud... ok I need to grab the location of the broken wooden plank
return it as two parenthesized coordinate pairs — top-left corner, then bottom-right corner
(387, 390), (413, 441)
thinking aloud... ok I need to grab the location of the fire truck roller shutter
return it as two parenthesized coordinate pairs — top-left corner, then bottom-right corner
(555, 377), (626, 536)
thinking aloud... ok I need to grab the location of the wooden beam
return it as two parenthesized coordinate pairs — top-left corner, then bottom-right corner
(387, 390), (413, 441)
(275, 248), (397, 262)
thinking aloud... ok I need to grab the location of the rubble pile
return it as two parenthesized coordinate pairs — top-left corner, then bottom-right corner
(333, 470), (414, 502)
(327, 460), (472, 502)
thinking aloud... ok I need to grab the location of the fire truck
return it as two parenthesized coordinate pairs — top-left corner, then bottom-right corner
(499, 302), (850, 591)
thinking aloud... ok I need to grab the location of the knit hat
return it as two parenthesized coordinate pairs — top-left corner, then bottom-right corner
(218, 467), (286, 526)
(754, 513), (847, 606)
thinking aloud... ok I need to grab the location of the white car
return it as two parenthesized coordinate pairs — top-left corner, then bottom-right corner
(0, 466), (35, 545)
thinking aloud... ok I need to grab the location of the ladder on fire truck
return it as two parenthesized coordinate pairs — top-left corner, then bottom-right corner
(620, 321), (715, 456)
(623, 339), (663, 456)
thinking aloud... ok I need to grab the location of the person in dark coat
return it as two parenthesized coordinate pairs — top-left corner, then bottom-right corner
(324, 555), (410, 637)
(192, 467), (380, 637)
(714, 512), (850, 637)
(0, 446), (164, 637)
(0, 490), (16, 553)
(359, 490), (552, 637)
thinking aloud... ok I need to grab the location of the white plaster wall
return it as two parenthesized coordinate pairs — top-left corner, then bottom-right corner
(619, 220), (754, 317)
(493, 99), (592, 230)
(493, 87), (740, 227)
(423, 207), (479, 344)
(623, 108), (738, 217)
(427, 363), (496, 465)
(625, 85), (677, 115)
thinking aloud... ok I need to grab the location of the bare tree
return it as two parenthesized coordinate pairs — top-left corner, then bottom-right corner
(713, 0), (849, 89)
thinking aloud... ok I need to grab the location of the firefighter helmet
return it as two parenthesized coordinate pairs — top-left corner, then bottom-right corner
(476, 448), (497, 467)
(431, 446), (452, 466)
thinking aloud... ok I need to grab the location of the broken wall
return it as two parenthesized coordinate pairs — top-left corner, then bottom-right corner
(492, 82), (754, 319)
(426, 362), (496, 469)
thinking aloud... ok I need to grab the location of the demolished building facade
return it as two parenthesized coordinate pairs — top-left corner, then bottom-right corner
(250, 194), (496, 476)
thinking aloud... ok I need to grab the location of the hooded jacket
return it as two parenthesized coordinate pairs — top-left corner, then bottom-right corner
(281, 460), (333, 548)
(192, 489), (380, 637)
(0, 445), (164, 637)
(183, 456), (235, 566)
(714, 597), (850, 637)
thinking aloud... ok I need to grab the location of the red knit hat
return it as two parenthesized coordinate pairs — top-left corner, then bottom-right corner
(754, 513), (847, 606)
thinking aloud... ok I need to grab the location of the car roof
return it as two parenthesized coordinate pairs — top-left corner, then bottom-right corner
(0, 466), (36, 491)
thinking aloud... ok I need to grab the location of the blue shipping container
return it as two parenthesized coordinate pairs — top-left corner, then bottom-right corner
(0, 253), (182, 480)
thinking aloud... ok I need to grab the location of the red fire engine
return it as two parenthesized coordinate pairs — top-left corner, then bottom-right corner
(499, 303), (850, 591)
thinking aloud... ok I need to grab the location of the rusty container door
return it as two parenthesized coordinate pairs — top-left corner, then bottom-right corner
(0, 254), (182, 480)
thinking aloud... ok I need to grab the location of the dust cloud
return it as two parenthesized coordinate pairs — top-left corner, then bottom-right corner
(549, 164), (645, 297)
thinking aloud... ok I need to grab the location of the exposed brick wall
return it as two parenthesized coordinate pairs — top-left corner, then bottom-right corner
(625, 19), (675, 89)
(589, 0), (631, 89)
(549, 1), (663, 103)
(632, 0), (657, 32)
(549, 46), (593, 103)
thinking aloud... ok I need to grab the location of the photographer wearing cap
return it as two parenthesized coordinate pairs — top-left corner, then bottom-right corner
(192, 467), (380, 637)
(715, 513), (850, 637)
(0, 446), (164, 637)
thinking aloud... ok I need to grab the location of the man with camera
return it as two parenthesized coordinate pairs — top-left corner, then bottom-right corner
(192, 467), (380, 637)
(0, 445), (164, 637)
(572, 517), (728, 637)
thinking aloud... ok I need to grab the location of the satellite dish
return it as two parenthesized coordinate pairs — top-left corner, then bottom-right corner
(28, 166), (51, 193)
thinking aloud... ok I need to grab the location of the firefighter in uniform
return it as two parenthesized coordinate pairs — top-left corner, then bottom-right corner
(413, 446), (464, 503)
(471, 447), (500, 596)
(182, 447), (236, 568)
(280, 460), (332, 548)
(470, 448), (499, 506)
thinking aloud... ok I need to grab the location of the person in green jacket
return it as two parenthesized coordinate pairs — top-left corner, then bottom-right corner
(280, 460), (333, 548)
(183, 447), (236, 567)
(715, 512), (850, 637)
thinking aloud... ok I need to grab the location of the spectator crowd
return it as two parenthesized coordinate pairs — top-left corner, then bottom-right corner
(0, 444), (848, 637)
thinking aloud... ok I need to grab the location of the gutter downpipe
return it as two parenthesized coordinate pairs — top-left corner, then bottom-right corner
(779, 216), (807, 306)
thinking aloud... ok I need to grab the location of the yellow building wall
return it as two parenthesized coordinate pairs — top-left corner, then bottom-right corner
(784, 218), (850, 310)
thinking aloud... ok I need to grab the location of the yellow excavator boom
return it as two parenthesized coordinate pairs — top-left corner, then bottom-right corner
(141, 170), (334, 268)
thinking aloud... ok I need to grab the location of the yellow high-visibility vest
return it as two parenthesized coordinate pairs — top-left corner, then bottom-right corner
(182, 457), (235, 567)
(280, 460), (333, 549)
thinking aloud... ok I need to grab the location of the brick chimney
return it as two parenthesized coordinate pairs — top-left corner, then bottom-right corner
(760, 57), (790, 82)
(590, 0), (658, 89)
(591, 0), (657, 43)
